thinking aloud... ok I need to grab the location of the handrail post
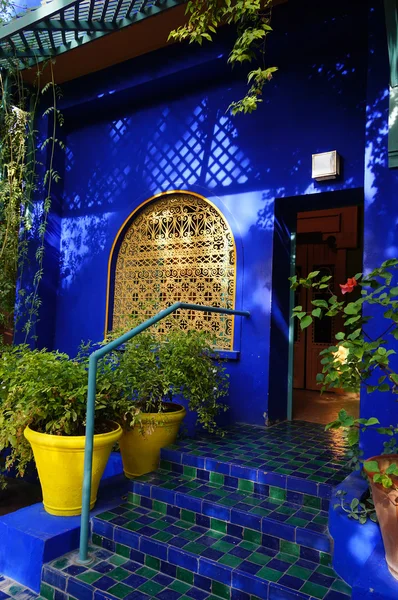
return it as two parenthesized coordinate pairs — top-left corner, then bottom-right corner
(76, 303), (250, 563)
(78, 353), (98, 564)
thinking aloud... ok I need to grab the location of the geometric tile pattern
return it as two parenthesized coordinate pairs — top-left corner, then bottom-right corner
(0, 576), (38, 599)
(90, 501), (351, 599)
(161, 421), (351, 498)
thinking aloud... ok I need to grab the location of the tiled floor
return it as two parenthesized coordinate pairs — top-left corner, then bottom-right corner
(293, 390), (360, 425)
(0, 576), (38, 599)
(164, 421), (350, 488)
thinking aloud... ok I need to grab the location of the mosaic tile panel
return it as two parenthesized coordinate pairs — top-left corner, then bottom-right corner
(91, 502), (351, 599)
(0, 576), (39, 600)
(161, 422), (351, 498)
(127, 469), (331, 552)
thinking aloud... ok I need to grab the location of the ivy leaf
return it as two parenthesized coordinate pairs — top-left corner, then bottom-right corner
(300, 315), (312, 330)
(364, 460), (380, 473)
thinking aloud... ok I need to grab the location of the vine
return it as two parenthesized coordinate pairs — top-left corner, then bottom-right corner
(169, 0), (277, 115)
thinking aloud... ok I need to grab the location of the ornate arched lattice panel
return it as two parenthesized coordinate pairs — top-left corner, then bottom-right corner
(112, 192), (236, 350)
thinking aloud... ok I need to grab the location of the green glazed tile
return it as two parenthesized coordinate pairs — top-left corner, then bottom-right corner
(153, 531), (174, 542)
(332, 579), (352, 595)
(238, 479), (254, 493)
(316, 565), (337, 578)
(213, 540), (235, 553)
(169, 580), (191, 593)
(183, 465), (196, 477)
(286, 516), (308, 527)
(177, 567), (194, 585)
(320, 552), (332, 567)
(138, 580), (164, 596)
(243, 528), (262, 544)
(136, 566), (157, 578)
(40, 583), (54, 600)
(212, 580), (230, 600)
(109, 567), (130, 581)
(247, 553), (272, 566)
(92, 533), (102, 546)
(269, 486), (286, 501)
(145, 555), (160, 570)
(181, 509), (196, 523)
(153, 500), (167, 514)
(276, 552), (296, 564)
(256, 566), (282, 582)
(210, 472), (225, 485)
(280, 540), (300, 557)
(301, 581), (329, 599)
(109, 554), (127, 566)
(77, 571), (103, 584)
(211, 518), (227, 534)
(218, 554), (242, 568)
(107, 583), (134, 598)
(287, 565), (313, 580)
(97, 511), (117, 521)
(115, 543), (130, 558)
(183, 542), (207, 554)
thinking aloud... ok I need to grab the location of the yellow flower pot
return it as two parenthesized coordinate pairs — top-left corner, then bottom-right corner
(119, 403), (186, 478)
(24, 422), (122, 516)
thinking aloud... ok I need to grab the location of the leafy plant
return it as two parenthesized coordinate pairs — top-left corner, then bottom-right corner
(334, 489), (377, 525)
(115, 327), (229, 434)
(0, 344), (127, 476)
(169, 0), (277, 115)
(290, 259), (398, 503)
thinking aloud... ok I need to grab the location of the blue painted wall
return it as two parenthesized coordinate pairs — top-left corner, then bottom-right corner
(37, 0), (371, 426)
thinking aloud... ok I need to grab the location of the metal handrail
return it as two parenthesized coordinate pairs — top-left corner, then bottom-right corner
(78, 302), (250, 563)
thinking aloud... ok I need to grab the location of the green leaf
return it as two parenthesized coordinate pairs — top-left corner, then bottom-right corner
(312, 308), (322, 318)
(344, 302), (361, 315)
(385, 463), (398, 475)
(308, 271), (320, 279)
(300, 315), (312, 330)
(364, 460), (380, 473)
(347, 427), (359, 446)
(311, 299), (329, 308)
(390, 287), (398, 296)
(365, 417), (380, 426)
(335, 332), (345, 340)
(350, 498), (359, 511)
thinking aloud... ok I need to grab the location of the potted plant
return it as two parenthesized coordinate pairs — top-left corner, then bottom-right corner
(290, 258), (398, 579)
(0, 344), (124, 516)
(114, 327), (229, 477)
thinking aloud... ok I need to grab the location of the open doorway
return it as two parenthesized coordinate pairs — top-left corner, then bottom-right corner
(292, 206), (362, 424)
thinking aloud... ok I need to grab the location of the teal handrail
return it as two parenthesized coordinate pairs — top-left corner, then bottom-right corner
(78, 302), (250, 563)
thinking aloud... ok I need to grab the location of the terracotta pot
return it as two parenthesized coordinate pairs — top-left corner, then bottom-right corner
(367, 454), (398, 580)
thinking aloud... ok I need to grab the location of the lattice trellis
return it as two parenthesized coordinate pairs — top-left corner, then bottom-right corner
(112, 192), (236, 349)
(0, 0), (184, 69)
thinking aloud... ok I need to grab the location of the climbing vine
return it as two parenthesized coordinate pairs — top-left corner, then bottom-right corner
(169, 0), (277, 115)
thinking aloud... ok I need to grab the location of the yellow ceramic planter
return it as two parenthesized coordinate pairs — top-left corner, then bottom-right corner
(24, 422), (122, 516)
(120, 403), (186, 478)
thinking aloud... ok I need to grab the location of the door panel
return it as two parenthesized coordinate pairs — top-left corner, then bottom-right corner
(305, 244), (346, 390)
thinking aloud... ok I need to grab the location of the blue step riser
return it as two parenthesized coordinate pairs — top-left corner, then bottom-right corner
(88, 531), (317, 600)
(128, 488), (331, 554)
(160, 456), (333, 502)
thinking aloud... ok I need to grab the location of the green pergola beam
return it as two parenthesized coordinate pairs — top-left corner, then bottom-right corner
(0, 0), (184, 69)
(384, 0), (398, 168)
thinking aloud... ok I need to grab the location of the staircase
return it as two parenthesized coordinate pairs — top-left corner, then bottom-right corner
(39, 422), (352, 600)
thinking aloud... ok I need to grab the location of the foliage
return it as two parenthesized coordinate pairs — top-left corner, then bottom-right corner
(334, 489), (377, 525)
(0, 60), (63, 344)
(113, 327), (229, 434)
(0, 344), (127, 476)
(169, 0), (277, 115)
(290, 259), (398, 500)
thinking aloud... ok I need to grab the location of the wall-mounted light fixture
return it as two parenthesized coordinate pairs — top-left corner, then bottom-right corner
(312, 151), (341, 181)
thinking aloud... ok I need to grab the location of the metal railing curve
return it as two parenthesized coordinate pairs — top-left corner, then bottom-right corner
(78, 302), (250, 563)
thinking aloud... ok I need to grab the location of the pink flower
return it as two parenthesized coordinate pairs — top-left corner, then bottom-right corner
(339, 277), (358, 295)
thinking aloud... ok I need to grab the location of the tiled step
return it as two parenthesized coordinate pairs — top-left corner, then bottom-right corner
(0, 576), (38, 600)
(90, 502), (351, 600)
(128, 469), (331, 553)
(160, 422), (351, 500)
(41, 547), (229, 600)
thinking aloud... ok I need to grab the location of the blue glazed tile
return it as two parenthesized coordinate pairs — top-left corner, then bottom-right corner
(161, 449), (182, 464)
(226, 523), (243, 539)
(157, 591), (181, 600)
(202, 501), (230, 521)
(123, 591), (151, 600)
(231, 589), (250, 600)
(185, 588), (208, 600)
(286, 491), (304, 505)
(123, 573), (147, 588)
(231, 510), (260, 531)
(168, 547), (198, 572)
(132, 482), (152, 497)
(54, 590), (67, 600)
(278, 574), (304, 590)
(257, 472), (286, 488)
(295, 558), (317, 570)
(151, 486), (176, 504)
(114, 527), (140, 549)
(230, 465), (257, 481)
(232, 571), (269, 598)
(224, 476), (239, 488)
(67, 578), (93, 600)
(0, 593), (9, 600)
(198, 558), (232, 585)
(324, 591), (351, 600)
(299, 545), (320, 563)
(201, 548), (224, 561)
(176, 493), (202, 513)
(93, 519), (114, 538)
(153, 574), (174, 587)
(168, 536), (189, 549)
(205, 459), (230, 474)
(322, 498), (330, 511)
(181, 454), (205, 469)
(140, 497), (153, 510)
(94, 576), (117, 591)
(166, 504), (181, 519)
(102, 538), (116, 552)
(261, 534), (280, 551)
(230, 547), (251, 559)
(129, 549), (145, 564)
(318, 484), (333, 499)
(110, 516), (130, 527)
(139, 537), (168, 560)
(253, 483), (269, 496)
(93, 561), (115, 574)
(196, 469), (210, 482)
(309, 571), (335, 588)
(160, 560), (177, 578)
(196, 514), (211, 529)
(296, 528), (330, 553)
(268, 558), (292, 573)
(193, 574), (212, 592)
(64, 565), (87, 576)
(171, 463), (184, 475)
(287, 477), (318, 496)
(237, 561), (262, 575)
(269, 582), (308, 600)
(123, 561), (142, 573)
(262, 519), (295, 542)
(42, 567), (66, 591)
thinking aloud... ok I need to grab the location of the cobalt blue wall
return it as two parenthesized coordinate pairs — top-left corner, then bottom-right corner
(39, 0), (369, 426)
